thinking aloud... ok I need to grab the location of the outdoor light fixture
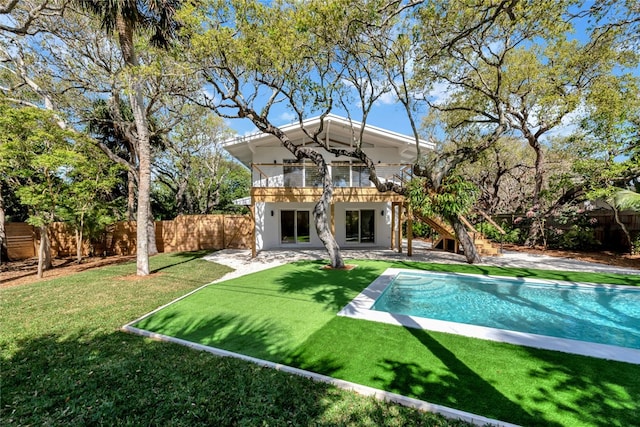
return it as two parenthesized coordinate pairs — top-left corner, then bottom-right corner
(271, 210), (274, 216)
(273, 159), (277, 164)
(381, 210), (385, 216)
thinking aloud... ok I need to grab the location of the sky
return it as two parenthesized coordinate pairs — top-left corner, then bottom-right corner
(227, 97), (424, 139)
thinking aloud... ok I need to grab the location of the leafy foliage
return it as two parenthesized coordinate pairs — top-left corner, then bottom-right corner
(0, 103), (123, 250)
(407, 175), (478, 220)
(476, 222), (521, 244)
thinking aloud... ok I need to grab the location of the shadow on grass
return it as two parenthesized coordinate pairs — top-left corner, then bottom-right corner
(274, 260), (382, 311)
(372, 319), (640, 426)
(135, 310), (291, 362)
(2, 331), (470, 426)
(521, 347), (640, 426)
(148, 250), (215, 274)
(394, 325), (558, 426)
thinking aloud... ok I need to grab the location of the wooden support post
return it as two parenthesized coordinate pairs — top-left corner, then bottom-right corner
(330, 203), (335, 236)
(407, 204), (413, 257)
(251, 207), (257, 258)
(397, 203), (403, 253)
(391, 202), (396, 250)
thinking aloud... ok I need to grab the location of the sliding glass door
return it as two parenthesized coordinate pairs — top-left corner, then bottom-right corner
(345, 209), (375, 243)
(280, 210), (310, 244)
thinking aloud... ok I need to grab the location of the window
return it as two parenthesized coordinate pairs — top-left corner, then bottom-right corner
(280, 210), (310, 244)
(332, 164), (350, 187)
(352, 165), (371, 187)
(345, 210), (375, 243)
(331, 163), (370, 187)
(283, 159), (323, 187)
(305, 161), (323, 187)
(283, 159), (303, 187)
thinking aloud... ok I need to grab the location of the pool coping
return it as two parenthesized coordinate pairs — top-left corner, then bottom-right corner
(337, 268), (640, 365)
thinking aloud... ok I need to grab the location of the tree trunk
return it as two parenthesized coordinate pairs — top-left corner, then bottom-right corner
(75, 212), (85, 263)
(127, 170), (136, 221)
(256, 119), (344, 268)
(75, 225), (83, 264)
(0, 184), (7, 264)
(133, 91), (151, 275)
(117, 14), (151, 275)
(147, 204), (158, 256)
(314, 163), (344, 269)
(176, 178), (188, 214)
(525, 141), (545, 247)
(37, 225), (52, 279)
(612, 204), (633, 253)
(449, 215), (482, 264)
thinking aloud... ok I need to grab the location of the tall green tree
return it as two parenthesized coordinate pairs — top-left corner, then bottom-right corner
(76, 0), (180, 275)
(0, 104), (74, 277)
(56, 142), (124, 262)
(409, 0), (639, 248)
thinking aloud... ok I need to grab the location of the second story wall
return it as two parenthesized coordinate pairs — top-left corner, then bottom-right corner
(251, 146), (411, 188)
(252, 146), (403, 165)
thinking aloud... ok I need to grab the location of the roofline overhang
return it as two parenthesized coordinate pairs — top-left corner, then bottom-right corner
(222, 114), (434, 168)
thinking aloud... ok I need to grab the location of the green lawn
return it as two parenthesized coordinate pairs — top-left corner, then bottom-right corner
(1, 252), (473, 426)
(132, 259), (640, 427)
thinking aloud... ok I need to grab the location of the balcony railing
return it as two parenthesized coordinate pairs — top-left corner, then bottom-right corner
(251, 162), (413, 188)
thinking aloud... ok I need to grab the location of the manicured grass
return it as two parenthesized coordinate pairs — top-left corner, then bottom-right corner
(1, 252), (472, 426)
(133, 259), (640, 426)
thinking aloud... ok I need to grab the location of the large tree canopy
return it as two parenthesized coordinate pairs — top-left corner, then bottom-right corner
(1, 0), (638, 264)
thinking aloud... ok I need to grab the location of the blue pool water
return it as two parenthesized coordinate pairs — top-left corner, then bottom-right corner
(371, 272), (640, 349)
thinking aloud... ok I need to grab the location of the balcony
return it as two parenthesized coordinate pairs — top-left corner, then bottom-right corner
(251, 161), (412, 189)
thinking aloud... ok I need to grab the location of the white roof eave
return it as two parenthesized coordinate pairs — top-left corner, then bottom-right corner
(222, 114), (434, 165)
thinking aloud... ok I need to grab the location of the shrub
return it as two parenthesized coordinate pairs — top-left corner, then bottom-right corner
(477, 221), (521, 244)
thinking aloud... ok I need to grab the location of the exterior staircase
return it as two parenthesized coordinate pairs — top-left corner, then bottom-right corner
(412, 212), (501, 257)
(394, 165), (501, 257)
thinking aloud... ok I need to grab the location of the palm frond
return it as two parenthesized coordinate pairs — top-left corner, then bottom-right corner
(612, 189), (640, 211)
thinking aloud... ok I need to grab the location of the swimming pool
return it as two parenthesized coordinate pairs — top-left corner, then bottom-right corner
(338, 268), (640, 363)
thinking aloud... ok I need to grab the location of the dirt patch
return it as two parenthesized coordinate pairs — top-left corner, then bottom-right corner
(0, 255), (136, 288)
(502, 244), (640, 270)
(322, 264), (358, 271)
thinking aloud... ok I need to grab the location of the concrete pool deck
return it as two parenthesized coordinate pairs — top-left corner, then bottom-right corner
(203, 242), (640, 283)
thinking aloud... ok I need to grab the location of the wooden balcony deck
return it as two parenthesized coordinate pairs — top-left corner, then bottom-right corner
(251, 187), (405, 203)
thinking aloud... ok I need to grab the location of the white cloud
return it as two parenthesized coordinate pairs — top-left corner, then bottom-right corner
(427, 81), (454, 104)
(376, 90), (397, 105)
(278, 111), (296, 123)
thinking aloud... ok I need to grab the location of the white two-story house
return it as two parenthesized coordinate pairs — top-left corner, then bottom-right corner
(222, 114), (433, 255)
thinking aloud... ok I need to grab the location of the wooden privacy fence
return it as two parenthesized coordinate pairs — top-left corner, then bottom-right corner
(4, 214), (253, 260)
(109, 214), (253, 255)
(5, 222), (36, 260)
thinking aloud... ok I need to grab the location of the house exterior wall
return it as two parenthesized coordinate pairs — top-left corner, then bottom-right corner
(227, 116), (426, 254)
(255, 201), (392, 250)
